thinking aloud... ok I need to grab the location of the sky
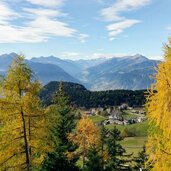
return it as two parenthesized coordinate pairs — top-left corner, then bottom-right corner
(0, 0), (170, 60)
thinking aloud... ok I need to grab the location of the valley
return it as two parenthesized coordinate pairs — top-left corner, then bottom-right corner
(0, 53), (160, 90)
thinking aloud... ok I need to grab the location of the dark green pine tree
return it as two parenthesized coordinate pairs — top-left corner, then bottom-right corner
(100, 125), (109, 170)
(106, 127), (132, 171)
(84, 146), (103, 171)
(42, 82), (79, 171)
(134, 146), (151, 171)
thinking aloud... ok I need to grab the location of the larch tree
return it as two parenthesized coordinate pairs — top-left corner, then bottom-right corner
(0, 55), (48, 171)
(146, 38), (171, 170)
(68, 117), (100, 169)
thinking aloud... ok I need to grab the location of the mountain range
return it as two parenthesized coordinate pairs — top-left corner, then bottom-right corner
(0, 53), (160, 90)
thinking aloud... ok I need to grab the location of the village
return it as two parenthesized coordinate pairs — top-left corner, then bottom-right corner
(80, 104), (146, 126)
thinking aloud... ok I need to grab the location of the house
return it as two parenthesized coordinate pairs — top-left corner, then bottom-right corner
(130, 108), (145, 115)
(131, 110), (139, 114)
(123, 120), (129, 125)
(127, 106), (133, 110)
(137, 117), (145, 123)
(103, 120), (110, 125)
(91, 108), (96, 115)
(113, 120), (123, 125)
(110, 109), (123, 120)
(138, 109), (145, 115)
(119, 103), (128, 110)
(84, 110), (93, 116)
(97, 107), (104, 112)
(109, 119), (124, 125)
(106, 107), (113, 114)
(127, 118), (137, 124)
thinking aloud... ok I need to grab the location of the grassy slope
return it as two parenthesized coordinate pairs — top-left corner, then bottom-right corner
(121, 137), (147, 156)
(106, 121), (148, 155)
(90, 115), (148, 156)
(90, 115), (107, 123)
(106, 120), (148, 137)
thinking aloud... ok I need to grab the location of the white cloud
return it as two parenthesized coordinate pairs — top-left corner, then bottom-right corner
(61, 52), (111, 60)
(23, 8), (66, 17)
(29, 17), (76, 38)
(61, 52), (81, 59)
(167, 25), (171, 30)
(61, 52), (157, 60)
(90, 53), (131, 59)
(78, 34), (89, 43)
(0, 16), (76, 43)
(148, 55), (163, 60)
(107, 19), (141, 40)
(101, 0), (151, 22)
(0, 1), (88, 43)
(91, 53), (114, 59)
(100, 0), (151, 40)
(0, 2), (19, 24)
(0, 25), (45, 43)
(26, 0), (65, 8)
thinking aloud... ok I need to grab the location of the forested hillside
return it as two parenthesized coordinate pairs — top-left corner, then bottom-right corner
(40, 81), (146, 108)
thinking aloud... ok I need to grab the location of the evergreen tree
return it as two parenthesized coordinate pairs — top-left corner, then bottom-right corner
(0, 56), (48, 170)
(106, 127), (132, 171)
(134, 146), (150, 171)
(85, 146), (103, 171)
(42, 82), (79, 171)
(99, 125), (109, 170)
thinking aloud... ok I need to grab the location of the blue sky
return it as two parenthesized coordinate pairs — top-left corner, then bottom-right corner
(0, 0), (170, 60)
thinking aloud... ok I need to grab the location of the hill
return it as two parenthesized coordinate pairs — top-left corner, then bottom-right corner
(40, 81), (146, 108)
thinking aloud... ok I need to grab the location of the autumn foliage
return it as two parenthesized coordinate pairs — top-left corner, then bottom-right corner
(146, 39), (171, 170)
(68, 117), (100, 168)
(0, 56), (49, 170)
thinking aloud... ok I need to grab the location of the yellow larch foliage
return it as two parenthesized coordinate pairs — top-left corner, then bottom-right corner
(68, 117), (100, 152)
(68, 117), (100, 167)
(0, 55), (49, 171)
(65, 151), (74, 161)
(146, 38), (171, 171)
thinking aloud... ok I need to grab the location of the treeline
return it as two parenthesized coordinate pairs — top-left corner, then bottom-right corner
(0, 55), (149, 171)
(40, 81), (147, 108)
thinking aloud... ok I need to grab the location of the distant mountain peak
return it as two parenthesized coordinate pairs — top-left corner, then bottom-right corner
(9, 52), (18, 56)
(121, 54), (148, 62)
(0, 52), (17, 58)
(32, 55), (58, 59)
(133, 54), (148, 59)
(134, 53), (143, 57)
(0, 52), (160, 90)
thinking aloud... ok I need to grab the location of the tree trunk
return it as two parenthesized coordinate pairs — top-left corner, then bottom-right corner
(29, 118), (32, 156)
(19, 82), (30, 171)
(21, 108), (30, 171)
(82, 136), (86, 170)
(101, 142), (104, 169)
